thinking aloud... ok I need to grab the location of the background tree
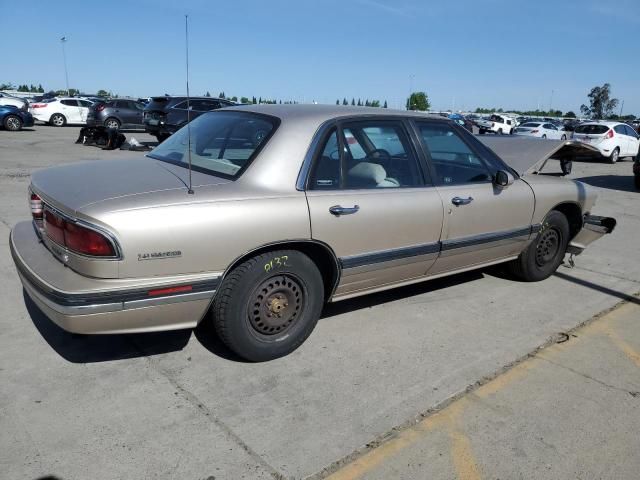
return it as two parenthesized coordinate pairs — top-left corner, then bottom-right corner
(219, 91), (225, 99)
(38, 84), (44, 93)
(383, 100), (387, 108)
(252, 96), (257, 104)
(343, 98), (348, 106)
(580, 83), (618, 119)
(96, 89), (109, 97)
(336, 99), (340, 105)
(351, 98), (355, 106)
(564, 111), (576, 118)
(0, 82), (15, 90)
(370, 100), (380, 108)
(231, 96), (238, 102)
(406, 92), (430, 111)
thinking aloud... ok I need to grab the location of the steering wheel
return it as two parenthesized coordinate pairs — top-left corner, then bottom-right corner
(366, 148), (391, 163)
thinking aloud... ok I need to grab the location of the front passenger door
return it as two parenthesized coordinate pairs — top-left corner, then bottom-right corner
(414, 121), (535, 276)
(305, 121), (444, 299)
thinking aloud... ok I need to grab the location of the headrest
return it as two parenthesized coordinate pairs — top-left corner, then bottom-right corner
(347, 162), (386, 184)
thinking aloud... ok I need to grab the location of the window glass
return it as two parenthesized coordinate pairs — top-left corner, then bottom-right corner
(624, 125), (638, 138)
(78, 100), (92, 108)
(343, 122), (423, 189)
(148, 112), (276, 179)
(417, 122), (492, 185)
(310, 122), (424, 190)
(173, 101), (188, 110)
(310, 130), (340, 189)
(614, 125), (626, 135)
(61, 99), (78, 106)
(575, 124), (609, 135)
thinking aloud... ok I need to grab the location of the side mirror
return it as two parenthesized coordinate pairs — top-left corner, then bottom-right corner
(494, 170), (515, 189)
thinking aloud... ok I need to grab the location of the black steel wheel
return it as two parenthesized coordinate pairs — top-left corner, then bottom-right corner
(212, 250), (324, 361)
(507, 211), (569, 282)
(4, 115), (22, 131)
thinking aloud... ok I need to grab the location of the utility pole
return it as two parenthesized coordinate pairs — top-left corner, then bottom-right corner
(408, 74), (415, 110)
(60, 36), (70, 95)
(619, 99), (624, 117)
(549, 89), (554, 114)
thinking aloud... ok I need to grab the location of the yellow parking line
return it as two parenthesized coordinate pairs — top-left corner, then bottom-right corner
(589, 302), (640, 368)
(449, 424), (482, 480)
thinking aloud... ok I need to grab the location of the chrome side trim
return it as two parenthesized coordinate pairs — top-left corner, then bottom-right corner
(441, 226), (532, 251)
(340, 242), (440, 269)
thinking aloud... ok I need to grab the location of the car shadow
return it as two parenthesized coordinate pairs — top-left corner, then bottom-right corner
(574, 175), (638, 193)
(25, 291), (192, 363)
(25, 270), (487, 364)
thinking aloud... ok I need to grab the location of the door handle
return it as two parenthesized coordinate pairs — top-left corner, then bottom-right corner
(329, 205), (360, 216)
(451, 196), (473, 206)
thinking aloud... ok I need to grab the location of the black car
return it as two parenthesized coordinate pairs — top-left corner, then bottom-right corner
(143, 96), (236, 141)
(87, 99), (146, 130)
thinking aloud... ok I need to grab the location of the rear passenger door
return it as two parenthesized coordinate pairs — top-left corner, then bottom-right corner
(413, 121), (535, 275)
(624, 125), (640, 157)
(305, 120), (444, 299)
(60, 99), (82, 123)
(613, 125), (629, 155)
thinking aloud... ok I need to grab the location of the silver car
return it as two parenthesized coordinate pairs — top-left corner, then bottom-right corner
(10, 105), (616, 361)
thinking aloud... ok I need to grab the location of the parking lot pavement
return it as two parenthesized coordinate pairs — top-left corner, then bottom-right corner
(324, 300), (640, 480)
(1, 126), (639, 479)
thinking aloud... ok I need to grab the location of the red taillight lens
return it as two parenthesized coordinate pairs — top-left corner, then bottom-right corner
(64, 222), (115, 256)
(32, 103), (47, 108)
(531, 129), (539, 134)
(605, 129), (614, 139)
(30, 193), (43, 219)
(43, 209), (115, 257)
(44, 210), (66, 245)
(96, 104), (106, 112)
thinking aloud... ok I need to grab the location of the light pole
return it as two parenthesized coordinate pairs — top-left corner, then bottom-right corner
(60, 36), (70, 95)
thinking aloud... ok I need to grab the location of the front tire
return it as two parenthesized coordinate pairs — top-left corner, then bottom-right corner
(508, 211), (569, 282)
(609, 147), (619, 164)
(212, 250), (324, 361)
(4, 114), (22, 131)
(50, 113), (66, 127)
(497, 128), (503, 135)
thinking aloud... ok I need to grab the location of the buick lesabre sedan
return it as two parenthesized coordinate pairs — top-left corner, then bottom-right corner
(11, 105), (616, 361)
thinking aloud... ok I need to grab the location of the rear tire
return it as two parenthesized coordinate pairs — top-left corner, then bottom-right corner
(50, 113), (66, 127)
(542, 134), (547, 139)
(212, 250), (324, 362)
(507, 211), (569, 282)
(498, 128), (503, 135)
(104, 117), (121, 130)
(609, 147), (619, 164)
(4, 114), (22, 131)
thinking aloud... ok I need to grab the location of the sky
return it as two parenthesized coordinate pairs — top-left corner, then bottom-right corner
(3, 0), (639, 114)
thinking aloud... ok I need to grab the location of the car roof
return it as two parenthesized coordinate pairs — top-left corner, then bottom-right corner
(220, 103), (448, 124)
(580, 121), (619, 126)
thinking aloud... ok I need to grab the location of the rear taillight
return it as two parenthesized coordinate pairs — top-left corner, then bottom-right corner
(31, 103), (47, 108)
(605, 129), (614, 139)
(30, 193), (43, 219)
(531, 129), (539, 134)
(96, 104), (106, 112)
(44, 210), (115, 257)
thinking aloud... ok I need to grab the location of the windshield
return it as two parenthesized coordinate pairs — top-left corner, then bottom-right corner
(575, 124), (609, 135)
(148, 111), (278, 179)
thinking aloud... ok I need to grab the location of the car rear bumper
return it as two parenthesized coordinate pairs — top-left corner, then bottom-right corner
(10, 221), (218, 334)
(567, 215), (617, 255)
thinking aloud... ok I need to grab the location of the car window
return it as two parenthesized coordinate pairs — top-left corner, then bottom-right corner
(132, 102), (144, 111)
(614, 125), (626, 135)
(61, 99), (78, 107)
(189, 99), (221, 111)
(543, 123), (556, 130)
(522, 122), (541, 127)
(173, 101), (188, 110)
(416, 122), (492, 186)
(624, 125), (638, 138)
(309, 130), (341, 189)
(575, 124), (609, 135)
(78, 100), (92, 108)
(310, 122), (424, 190)
(148, 111), (277, 179)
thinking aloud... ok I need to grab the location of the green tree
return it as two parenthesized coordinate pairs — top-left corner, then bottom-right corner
(357, 99), (362, 106)
(371, 100), (380, 108)
(96, 89), (109, 97)
(351, 98), (355, 106)
(252, 96), (257, 104)
(342, 98), (348, 105)
(231, 96), (238, 102)
(240, 96), (249, 104)
(38, 84), (44, 93)
(336, 99), (340, 105)
(406, 92), (430, 111)
(0, 83), (15, 90)
(580, 83), (618, 119)
(219, 91), (225, 99)
(564, 111), (576, 118)
(383, 100), (387, 108)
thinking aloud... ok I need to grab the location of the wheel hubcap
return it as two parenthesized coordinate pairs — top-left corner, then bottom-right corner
(7, 118), (19, 130)
(53, 116), (63, 126)
(535, 229), (560, 266)
(249, 275), (304, 335)
(107, 120), (118, 129)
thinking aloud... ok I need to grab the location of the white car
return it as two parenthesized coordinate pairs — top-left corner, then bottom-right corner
(477, 114), (517, 135)
(29, 97), (93, 126)
(572, 122), (640, 163)
(513, 122), (568, 140)
(0, 92), (28, 111)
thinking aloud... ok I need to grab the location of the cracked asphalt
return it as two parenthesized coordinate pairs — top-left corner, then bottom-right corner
(1, 126), (639, 479)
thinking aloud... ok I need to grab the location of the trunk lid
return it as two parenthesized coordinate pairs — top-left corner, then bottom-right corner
(30, 156), (231, 214)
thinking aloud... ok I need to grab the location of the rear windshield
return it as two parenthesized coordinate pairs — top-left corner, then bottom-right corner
(148, 111), (278, 179)
(575, 124), (609, 135)
(521, 123), (541, 127)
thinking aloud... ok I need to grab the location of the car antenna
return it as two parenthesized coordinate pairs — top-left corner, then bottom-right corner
(185, 14), (194, 195)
